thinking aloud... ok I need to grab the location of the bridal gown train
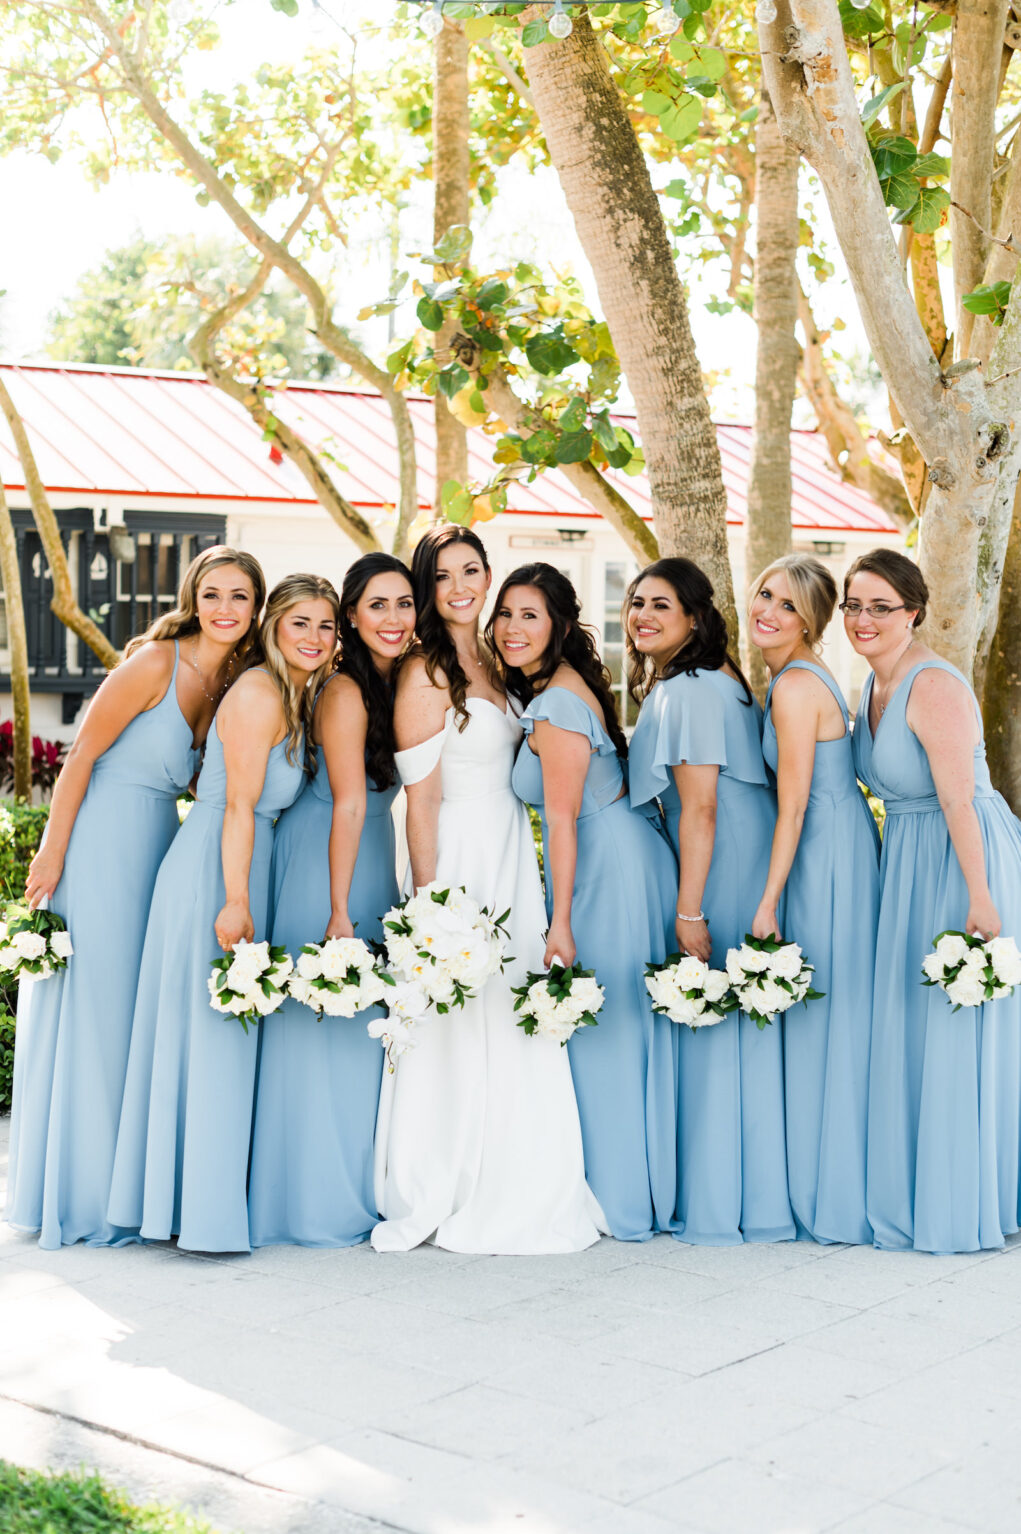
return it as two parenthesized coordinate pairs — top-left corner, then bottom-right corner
(371, 696), (605, 1254)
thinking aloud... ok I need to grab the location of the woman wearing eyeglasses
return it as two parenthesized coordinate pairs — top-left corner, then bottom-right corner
(845, 548), (1021, 1254)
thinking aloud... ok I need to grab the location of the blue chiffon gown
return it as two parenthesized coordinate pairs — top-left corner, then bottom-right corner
(107, 713), (304, 1253)
(629, 669), (794, 1245)
(5, 642), (198, 1250)
(762, 660), (877, 1245)
(853, 658), (1021, 1253)
(511, 687), (678, 1240)
(248, 734), (398, 1246)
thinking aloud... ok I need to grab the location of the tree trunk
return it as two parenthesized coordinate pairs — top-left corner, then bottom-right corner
(521, 11), (736, 636)
(744, 88), (799, 692)
(433, 18), (471, 519)
(0, 477), (32, 801)
(983, 482), (1021, 810)
(0, 378), (120, 671)
(950, 0), (1009, 355)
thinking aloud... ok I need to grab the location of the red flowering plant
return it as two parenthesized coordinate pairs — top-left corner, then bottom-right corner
(0, 721), (67, 799)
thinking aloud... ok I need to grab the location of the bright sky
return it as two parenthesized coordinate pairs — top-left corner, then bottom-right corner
(0, 0), (875, 428)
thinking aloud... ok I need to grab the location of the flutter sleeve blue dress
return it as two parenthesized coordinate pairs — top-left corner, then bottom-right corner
(628, 668), (794, 1245)
(247, 712), (399, 1247)
(762, 660), (878, 1245)
(5, 641), (198, 1249)
(107, 710), (305, 1254)
(852, 657), (1021, 1253)
(512, 686), (678, 1241)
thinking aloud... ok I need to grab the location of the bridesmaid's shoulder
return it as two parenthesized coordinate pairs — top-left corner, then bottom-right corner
(220, 665), (281, 723)
(318, 670), (368, 724)
(906, 656), (975, 715)
(115, 637), (175, 684)
(770, 664), (834, 712)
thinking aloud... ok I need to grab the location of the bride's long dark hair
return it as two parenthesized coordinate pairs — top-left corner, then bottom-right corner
(486, 562), (628, 757)
(411, 524), (496, 731)
(334, 552), (413, 791)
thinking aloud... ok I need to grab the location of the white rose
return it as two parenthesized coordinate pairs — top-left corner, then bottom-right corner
(987, 936), (1021, 987)
(726, 948), (749, 983)
(674, 955), (709, 993)
(945, 970), (986, 1008)
(296, 949), (322, 980)
(750, 979), (788, 1018)
(49, 929), (73, 960)
(922, 951), (947, 982)
(667, 995), (703, 1026)
(385, 933), (418, 975)
(252, 986), (283, 1017)
(935, 934), (970, 968)
(541, 1016), (576, 1046)
(769, 944), (804, 981)
(703, 969), (730, 1004)
(960, 948), (988, 976)
(320, 988), (358, 1018)
(11, 930), (47, 961)
(288, 976), (317, 1009)
(570, 978), (604, 1014)
(741, 945), (771, 974)
(530, 991), (561, 1026)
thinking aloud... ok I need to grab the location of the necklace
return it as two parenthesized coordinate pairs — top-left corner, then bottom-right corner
(191, 637), (233, 706)
(873, 638), (916, 717)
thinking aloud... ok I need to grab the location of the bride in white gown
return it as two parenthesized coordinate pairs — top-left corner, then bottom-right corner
(372, 526), (604, 1254)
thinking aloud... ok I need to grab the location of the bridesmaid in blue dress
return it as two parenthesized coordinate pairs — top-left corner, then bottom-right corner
(107, 574), (340, 1254)
(748, 554), (877, 1245)
(5, 547), (264, 1249)
(626, 558), (794, 1245)
(845, 548), (1021, 1253)
(488, 563), (678, 1240)
(248, 554), (415, 1246)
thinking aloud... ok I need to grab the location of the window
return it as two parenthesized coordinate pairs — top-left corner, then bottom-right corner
(603, 560), (639, 728)
(0, 508), (225, 722)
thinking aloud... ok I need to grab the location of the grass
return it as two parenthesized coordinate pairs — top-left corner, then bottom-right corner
(0, 1463), (222, 1534)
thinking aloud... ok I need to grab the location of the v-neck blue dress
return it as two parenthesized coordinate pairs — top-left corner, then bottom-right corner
(511, 687), (678, 1241)
(5, 641), (199, 1249)
(108, 709), (305, 1253)
(762, 660), (877, 1245)
(853, 657), (1021, 1253)
(629, 668), (794, 1245)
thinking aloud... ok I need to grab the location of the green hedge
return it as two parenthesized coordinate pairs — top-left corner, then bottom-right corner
(0, 802), (49, 1113)
(0, 1462), (222, 1533)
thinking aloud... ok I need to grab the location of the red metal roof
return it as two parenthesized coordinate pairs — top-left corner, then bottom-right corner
(0, 361), (897, 536)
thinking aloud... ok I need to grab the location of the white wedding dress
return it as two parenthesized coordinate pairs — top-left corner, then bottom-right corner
(372, 697), (605, 1254)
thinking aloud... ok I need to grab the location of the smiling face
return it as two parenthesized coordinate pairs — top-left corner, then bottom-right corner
(749, 568), (805, 654)
(275, 598), (339, 677)
(195, 563), (258, 647)
(433, 541), (491, 628)
(349, 572), (416, 669)
(491, 584), (555, 676)
(843, 570), (918, 661)
(627, 576), (696, 670)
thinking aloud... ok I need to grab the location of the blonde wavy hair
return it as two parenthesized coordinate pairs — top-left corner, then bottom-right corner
(748, 553), (837, 652)
(254, 574), (341, 765)
(124, 546), (266, 662)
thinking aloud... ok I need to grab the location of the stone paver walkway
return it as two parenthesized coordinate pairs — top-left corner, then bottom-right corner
(3, 1114), (1021, 1533)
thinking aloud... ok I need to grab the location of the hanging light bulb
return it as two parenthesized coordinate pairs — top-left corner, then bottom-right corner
(309, 0), (329, 35)
(755, 0), (778, 20)
(549, 1), (573, 39)
(654, 5), (683, 34)
(422, 0), (445, 39)
(849, 0), (871, 9)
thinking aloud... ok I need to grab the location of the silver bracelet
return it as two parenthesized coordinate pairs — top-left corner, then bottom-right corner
(676, 909), (706, 922)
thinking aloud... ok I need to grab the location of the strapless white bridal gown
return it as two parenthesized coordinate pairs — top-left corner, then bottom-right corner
(372, 697), (604, 1254)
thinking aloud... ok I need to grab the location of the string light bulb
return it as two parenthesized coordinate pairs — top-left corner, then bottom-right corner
(849, 0), (872, 9)
(422, 0), (445, 39)
(654, 5), (683, 33)
(549, 1), (573, 39)
(755, 0), (778, 20)
(309, 0), (329, 35)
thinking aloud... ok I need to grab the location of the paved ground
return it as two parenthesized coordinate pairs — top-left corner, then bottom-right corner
(3, 1116), (1021, 1534)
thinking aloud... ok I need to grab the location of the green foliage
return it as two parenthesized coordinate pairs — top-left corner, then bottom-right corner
(0, 800), (49, 909)
(963, 281), (1013, 327)
(0, 1461), (222, 1532)
(867, 132), (950, 234)
(0, 1008), (14, 1113)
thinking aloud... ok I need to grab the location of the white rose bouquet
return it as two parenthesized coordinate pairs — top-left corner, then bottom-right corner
(921, 930), (1021, 1010)
(208, 939), (294, 1034)
(287, 936), (387, 1019)
(0, 901), (73, 981)
(367, 978), (431, 1071)
(724, 933), (823, 1029)
(644, 951), (733, 1031)
(512, 961), (604, 1046)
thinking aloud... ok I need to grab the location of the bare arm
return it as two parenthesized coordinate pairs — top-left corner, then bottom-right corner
(673, 762), (719, 962)
(214, 674), (282, 951)
(752, 672), (822, 940)
(25, 643), (171, 908)
(908, 670), (999, 937)
(317, 677), (368, 940)
(531, 720), (590, 967)
(394, 657), (449, 891)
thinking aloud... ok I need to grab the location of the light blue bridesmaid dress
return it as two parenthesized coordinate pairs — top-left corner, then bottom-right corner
(629, 668), (794, 1245)
(853, 657), (1021, 1253)
(248, 701), (398, 1247)
(107, 705), (304, 1253)
(762, 660), (877, 1245)
(511, 687), (678, 1240)
(5, 643), (198, 1249)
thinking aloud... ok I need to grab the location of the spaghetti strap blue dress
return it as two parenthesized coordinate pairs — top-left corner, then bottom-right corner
(762, 660), (877, 1245)
(511, 687), (678, 1241)
(5, 642), (198, 1249)
(629, 669), (794, 1245)
(853, 657), (1021, 1253)
(248, 725), (398, 1247)
(107, 713), (304, 1253)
